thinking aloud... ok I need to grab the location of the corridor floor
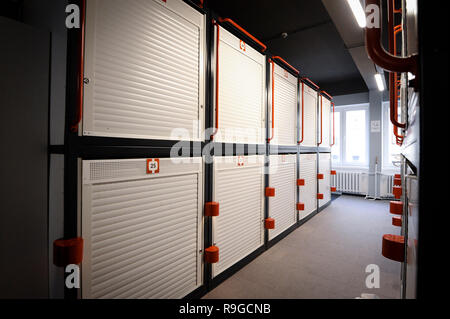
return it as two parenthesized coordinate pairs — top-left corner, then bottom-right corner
(203, 195), (401, 299)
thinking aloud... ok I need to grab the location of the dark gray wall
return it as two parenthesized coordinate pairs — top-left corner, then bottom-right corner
(0, 17), (50, 298)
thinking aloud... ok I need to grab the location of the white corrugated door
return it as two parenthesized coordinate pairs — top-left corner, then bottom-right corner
(214, 26), (266, 144)
(270, 64), (297, 146)
(300, 84), (317, 147)
(320, 96), (331, 147)
(82, 0), (205, 141)
(81, 157), (203, 299)
(268, 154), (297, 240)
(299, 153), (317, 220)
(212, 155), (265, 277)
(319, 153), (331, 207)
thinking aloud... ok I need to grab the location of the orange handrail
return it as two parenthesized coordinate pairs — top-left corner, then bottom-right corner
(301, 77), (320, 90)
(318, 95), (323, 146)
(271, 56), (300, 75)
(330, 101), (335, 147)
(70, 0), (86, 132)
(298, 81), (305, 144)
(267, 59), (275, 143)
(218, 18), (267, 52)
(211, 20), (220, 140)
(365, 0), (418, 75)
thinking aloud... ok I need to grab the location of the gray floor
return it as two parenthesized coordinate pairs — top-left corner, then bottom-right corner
(203, 195), (401, 299)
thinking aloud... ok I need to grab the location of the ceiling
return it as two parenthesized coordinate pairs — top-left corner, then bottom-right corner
(208, 0), (369, 96)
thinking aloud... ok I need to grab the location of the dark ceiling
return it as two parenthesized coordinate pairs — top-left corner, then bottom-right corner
(208, 0), (368, 96)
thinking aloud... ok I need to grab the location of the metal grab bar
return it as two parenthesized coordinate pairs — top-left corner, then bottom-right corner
(211, 20), (220, 140)
(271, 56), (300, 75)
(298, 81), (305, 144)
(267, 59), (275, 143)
(365, 0), (418, 75)
(218, 18), (267, 52)
(70, 0), (86, 132)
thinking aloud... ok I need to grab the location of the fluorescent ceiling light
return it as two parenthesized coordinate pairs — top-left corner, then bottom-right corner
(346, 0), (367, 28)
(408, 72), (416, 80)
(375, 73), (385, 91)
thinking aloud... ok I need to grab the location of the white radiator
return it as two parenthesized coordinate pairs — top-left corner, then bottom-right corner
(331, 171), (368, 195)
(379, 174), (395, 198)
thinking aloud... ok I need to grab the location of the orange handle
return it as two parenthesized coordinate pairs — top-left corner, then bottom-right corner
(211, 20), (220, 140)
(218, 18), (267, 52)
(271, 56), (300, 75)
(70, 0), (86, 132)
(267, 59), (275, 143)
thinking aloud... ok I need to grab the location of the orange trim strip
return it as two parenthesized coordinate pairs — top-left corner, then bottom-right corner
(218, 18), (267, 52)
(301, 77), (320, 90)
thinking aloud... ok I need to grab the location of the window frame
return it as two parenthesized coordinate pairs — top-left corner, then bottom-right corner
(331, 103), (370, 169)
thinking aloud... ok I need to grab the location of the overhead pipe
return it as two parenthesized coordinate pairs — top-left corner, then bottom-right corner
(365, 0), (418, 75)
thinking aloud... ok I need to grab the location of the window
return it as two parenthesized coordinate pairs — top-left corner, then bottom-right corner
(331, 104), (369, 168)
(382, 101), (402, 169)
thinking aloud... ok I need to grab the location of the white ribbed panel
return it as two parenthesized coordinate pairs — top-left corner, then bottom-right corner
(212, 155), (265, 277)
(81, 157), (203, 299)
(270, 64), (297, 146)
(299, 154), (317, 220)
(300, 84), (317, 147)
(320, 97), (331, 147)
(83, 0), (205, 141)
(268, 155), (296, 240)
(319, 153), (331, 207)
(214, 26), (266, 144)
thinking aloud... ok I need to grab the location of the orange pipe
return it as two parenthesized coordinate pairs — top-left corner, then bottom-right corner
(267, 59), (275, 143)
(211, 20), (220, 140)
(298, 81), (304, 144)
(318, 95), (323, 145)
(218, 18), (267, 52)
(365, 0), (418, 75)
(70, 0), (86, 132)
(301, 77), (320, 90)
(271, 56), (300, 75)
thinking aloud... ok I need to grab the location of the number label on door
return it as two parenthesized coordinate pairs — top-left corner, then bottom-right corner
(146, 158), (160, 174)
(239, 40), (246, 52)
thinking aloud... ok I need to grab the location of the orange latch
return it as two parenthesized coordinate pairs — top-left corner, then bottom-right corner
(265, 187), (275, 197)
(297, 203), (305, 211)
(392, 216), (402, 227)
(331, 187), (337, 192)
(330, 170), (336, 175)
(265, 218), (275, 229)
(394, 174), (401, 179)
(317, 193), (324, 199)
(205, 202), (219, 217)
(393, 177), (402, 186)
(317, 174), (324, 180)
(390, 201), (403, 215)
(53, 237), (84, 267)
(205, 246), (219, 263)
(297, 179), (305, 186)
(382, 234), (405, 262)
(393, 186), (402, 199)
